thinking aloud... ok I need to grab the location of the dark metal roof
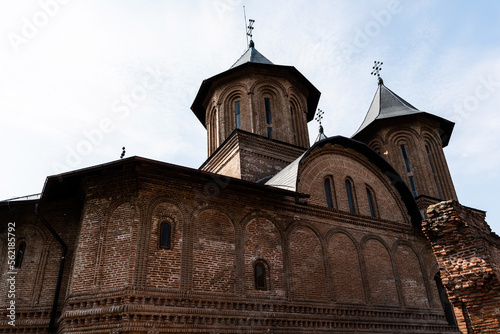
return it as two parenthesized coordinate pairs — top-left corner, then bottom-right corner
(352, 80), (454, 147)
(39, 156), (306, 203)
(266, 135), (422, 225)
(230, 41), (273, 69)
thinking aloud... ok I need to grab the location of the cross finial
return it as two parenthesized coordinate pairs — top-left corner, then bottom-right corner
(371, 61), (383, 77)
(247, 19), (255, 40)
(315, 109), (324, 125)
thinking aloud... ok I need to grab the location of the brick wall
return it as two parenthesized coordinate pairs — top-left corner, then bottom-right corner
(423, 200), (500, 333)
(298, 144), (408, 224)
(0, 197), (81, 332)
(0, 160), (459, 333)
(244, 217), (285, 298)
(328, 231), (365, 303)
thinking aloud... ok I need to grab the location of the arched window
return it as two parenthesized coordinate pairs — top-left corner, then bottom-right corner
(254, 261), (268, 290)
(264, 97), (273, 139)
(345, 178), (356, 213)
(159, 220), (173, 249)
(264, 98), (272, 125)
(324, 176), (336, 209)
(15, 241), (26, 268)
(366, 186), (377, 217)
(290, 105), (297, 144)
(208, 106), (218, 154)
(434, 273), (457, 326)
(234, 100), (241, 128)
(400, 144), (418, 197)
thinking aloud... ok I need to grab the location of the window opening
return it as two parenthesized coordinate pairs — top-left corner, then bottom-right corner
(290, 105), (297, 144)
(324, 177), (335, 209)
(409, 176), (418, 197)
(254, 262), (267, 289)
(265, 98), (272, 124)
(400, 144), (412, 173)
(15, 241), (25, 268)
(366, 188), (377, 217)
(160, 221), (172, 249)
(345, 179), (356, 213)
(267, 127), (273, 139)
(235, 101), (241, 128)
(400, 144), (418, 197)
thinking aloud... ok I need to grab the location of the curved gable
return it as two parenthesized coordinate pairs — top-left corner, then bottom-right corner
(266, 136), (421, 225)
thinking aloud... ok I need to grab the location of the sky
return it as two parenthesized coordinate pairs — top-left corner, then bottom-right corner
(1, 0), (500, 232)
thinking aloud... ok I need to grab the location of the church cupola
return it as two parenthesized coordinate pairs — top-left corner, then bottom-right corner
(352, 75), (458, 212)
(192, 38), (320, 182)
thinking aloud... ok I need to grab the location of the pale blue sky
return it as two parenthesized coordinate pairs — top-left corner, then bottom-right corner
(1, 0), (499, 232)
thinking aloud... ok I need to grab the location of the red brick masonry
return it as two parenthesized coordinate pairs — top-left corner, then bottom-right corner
(423, 200), (500, 333)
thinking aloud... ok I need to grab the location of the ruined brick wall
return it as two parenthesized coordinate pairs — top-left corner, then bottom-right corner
(422, 200), (500, 333)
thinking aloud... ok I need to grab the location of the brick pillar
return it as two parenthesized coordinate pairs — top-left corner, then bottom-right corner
(422, 200), (500, 333)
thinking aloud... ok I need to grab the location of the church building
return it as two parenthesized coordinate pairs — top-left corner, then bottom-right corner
(2, 36), (499, 333)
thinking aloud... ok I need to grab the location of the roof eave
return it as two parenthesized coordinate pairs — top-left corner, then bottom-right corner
(190, 63), (321, 127)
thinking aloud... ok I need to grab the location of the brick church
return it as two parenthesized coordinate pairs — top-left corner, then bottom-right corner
(2, 38), (500, 333)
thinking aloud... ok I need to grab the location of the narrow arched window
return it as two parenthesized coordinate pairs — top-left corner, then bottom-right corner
(366, 187), (377, 217)
(234, 100), (241, 128)
(15, 241), (26, 268)
(400, 144), (418, 197)
(264, 97), (273, 139)
(264, 98), (272, 124)
(254, 261), (267, 290)
(290, 105), (297, 145)
(159, 221), (172, 249)
(345, 179), (356, 213)
(324, 176), (336, 209)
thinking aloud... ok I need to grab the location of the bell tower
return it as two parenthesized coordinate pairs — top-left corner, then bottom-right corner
(191, 39), (320, 182)
(352, 76), (458, 213)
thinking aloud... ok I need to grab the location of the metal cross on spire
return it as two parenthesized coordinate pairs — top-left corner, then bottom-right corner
(315, 109), (324, 125)
(371, 61), (383, 77)
(247, 19), (255, 40)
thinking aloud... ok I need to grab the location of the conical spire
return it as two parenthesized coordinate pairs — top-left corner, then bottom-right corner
(230, 40), (273, 69)
(353, 81), (420, 137)
(352, 80), (454, 147)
